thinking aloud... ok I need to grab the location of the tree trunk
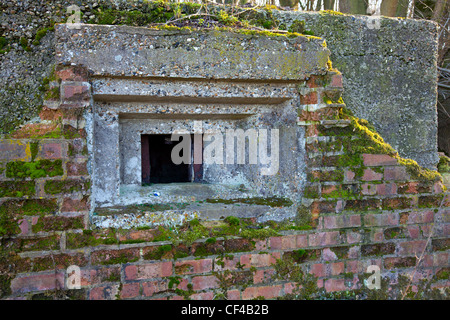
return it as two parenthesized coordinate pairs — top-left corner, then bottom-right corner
(380, 0), (399, 16)
(339, 0), (368, 14)
(323, 0), (335, 10)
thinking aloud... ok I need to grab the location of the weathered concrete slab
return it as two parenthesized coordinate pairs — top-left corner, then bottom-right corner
(275, 11), (440, 168)
(55, 24), (330, 80)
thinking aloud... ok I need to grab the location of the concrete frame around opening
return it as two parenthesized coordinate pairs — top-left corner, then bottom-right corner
(91, 78), (306, 215)
(54, 23), (333, 224)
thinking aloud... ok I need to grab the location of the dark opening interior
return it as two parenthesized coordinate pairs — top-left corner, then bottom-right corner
(141, 134), (202, 184)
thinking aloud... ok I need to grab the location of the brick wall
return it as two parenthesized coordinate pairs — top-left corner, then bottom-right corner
(0, 64), (448, 300)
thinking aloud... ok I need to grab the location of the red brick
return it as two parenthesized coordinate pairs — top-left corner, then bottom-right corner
(433, 252), (449, 267)
(346, 260), (359, 274)
(398, 182), (420, 194)
(322, 248), (338, 261)
(240, 253), (280, 268)
(362, 168), (383, 181)
(63, 84), (90, 100)
(120, 283), (140, 299)
(344, 169), (356, 182)
(191, 292), (215, 300)
(323, 215), (361, 229)
(91, 248), (140, 266)
(296, 234), (308, 247)
(192, 275), (219, 290)
(141, 279), (172, 297)
(0, 140), (29, 161)
(284, 282), (299, 295)
(37, 142), (64, 160)
(420, 225), (433, 237)
(407, 226), (420, 239)
(421, 255), (434, 268)
(346, 231), (361, 244)
(363, 154), (397, 166)
(254, 240), (268, 251)
(242, 285), (283, 300)
(330, 262), (345, 276)
(61, 196), (90, 212)
(397, 240), (428, 256)
(56, 66), (88, 81)
(175, 259), (212, 275)
(269, 235), (304, 250)
(364, 213), (398, 227)
(67, 161), (88, 176)
(11, 272), (64, 294)
(384, 166), (410, 181)
(81, 267), (121, 286)
(384, 257), (417, 269)
(124, 262), (173, 281)
(324, 278), (346, 292)
(168, 295), (184, 300)
(18, 219), (29, 236)
(310, 263), (325, 277)
(213, 255), (240, 271)
(253, 269), (276, 284)
(322, 185), (338, 195)
(120, 230), (158, 244)
(308, 231), (340, 247)
(89, 284), (120, 300)
(361, 183), (377, 195)
(300, 91), (318, 105)
(433, 182), (445, 194)
(371, 229), (384, 242)
(376, 183), (397, 196)
(306, 75), (319, 88)
(331, 74), (343, 87)
(306, 124), (319, 137)
(227, 290), (241, 300)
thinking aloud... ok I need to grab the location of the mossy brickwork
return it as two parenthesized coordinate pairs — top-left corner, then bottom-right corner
(1, 23), (449, 300)
(0, 64), (448, 300)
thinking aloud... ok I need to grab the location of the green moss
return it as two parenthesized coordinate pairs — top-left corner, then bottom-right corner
(0, 199), (58, 217)
(5, 160), (63, 179)
(143, 244), (173, 260)
(0, 274), (12, 298)
(66, 229), (118, 249)
(44, 179), (89, 195)
(104, 273), (121, 283)
(19, 37), (31, 52)
(0, 209), (20, 238)
(436, 268), (449, 281)
(438, 154), (450, 173)
(98, 252), (139, 265)
(30, 142), (39, 161)
(205, 196), (293, 207)
(294, 205), (313, 228)
(322, 185), (359, 200)
(20, 235), (60, 251)
(333, 107), (442, 182)
(224, 216), (240, 226)
(240, 227), (279, 240)
(32, 216), (84, 233)
(151, 225), (176, 242)
(303, 185), (320, 198)
(0, 180), (35, 197)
